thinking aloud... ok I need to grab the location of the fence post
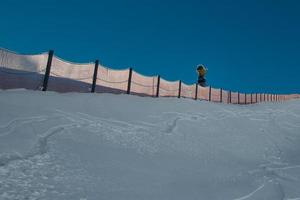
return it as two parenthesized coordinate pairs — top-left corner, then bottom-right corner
(178, 80), (182, 98)
(156, 75), (160, 97)
(255, 93), (258, 103)
(250, 94), (252, 104)
(42, 50), (54, 91)
(127, 67), (133, 94)
(220, 88), (223, 103)
(229, 91), (231, 104)
(91, 60), (99, 93)
(245, 93), (247, 104)
(264, 94), (266, 101)
(209, 86), (212, 101)
(195, 84), (198, 100)
(238, 92), (240, 104)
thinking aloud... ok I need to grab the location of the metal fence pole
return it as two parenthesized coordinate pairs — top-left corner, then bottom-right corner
(91, 60), (99, 93)
(156, 75), (160, 97)
(195, 84), (198, 100)
(209, 86), (212, 101)
(245, 93), (247, 104)
(42, 50), (54, 91)
(238, 92), (240, 104)
(127, 68), (133, 94)
(178, 80), (182, 98)
(220, 88), (223, 103)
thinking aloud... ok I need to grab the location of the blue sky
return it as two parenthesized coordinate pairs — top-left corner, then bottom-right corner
(1, 0), (299, 94)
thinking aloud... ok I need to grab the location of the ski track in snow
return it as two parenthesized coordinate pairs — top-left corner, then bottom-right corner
(0, 122), (76, 167)
(0, 116), (48, 137)
(232, 184), (265, 200)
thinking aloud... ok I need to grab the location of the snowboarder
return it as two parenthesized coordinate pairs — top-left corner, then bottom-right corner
(197, 64), (207, 87)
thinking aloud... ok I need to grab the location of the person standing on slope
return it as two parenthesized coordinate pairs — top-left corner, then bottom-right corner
(197, 64), (207, 87)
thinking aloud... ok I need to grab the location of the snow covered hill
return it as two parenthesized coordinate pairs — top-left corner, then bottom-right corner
(0, 89), (300, 200)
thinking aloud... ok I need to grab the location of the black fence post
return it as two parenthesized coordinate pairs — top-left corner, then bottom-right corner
(229, 91), (231, 104)
(178, 80), (182, 98)
(195, 84), (198, 100)
(220, 88), (223, 103)
(238, 92), (240, 104)
(42, 50), (54, 91)
(91, 60), (99, 93)
(209, 86), (212, 101)
(156, 75), (160, 97)
(256, 93), (258, 103)
(127, 68), (133, 94)
(264, 94), (265, 101)
(245, 93), (247, 104)
(250, 94), (253, 104)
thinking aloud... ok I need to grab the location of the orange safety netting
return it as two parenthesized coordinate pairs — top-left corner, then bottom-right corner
(0, 48), (48, 90)
(181, 83), (196, 99)
(231, 92), (239, 104)
(159, 78), (179, 97)
(47, 56), (94, 93)
(198, 86), (209, 100)
(222, 90), (229, 103)
(131, 70), (158, 97)
(211, 87), (221, 102)
(1, 48), (299, 103)
(96, 66), (129, 94)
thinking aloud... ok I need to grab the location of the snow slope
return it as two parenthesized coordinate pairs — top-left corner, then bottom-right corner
(0, 89), (300, 200)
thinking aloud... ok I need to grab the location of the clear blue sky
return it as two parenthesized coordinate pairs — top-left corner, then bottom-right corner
(1, 0), (299, 94)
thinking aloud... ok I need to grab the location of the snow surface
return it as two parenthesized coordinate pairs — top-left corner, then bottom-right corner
(0, 89), (300, 200)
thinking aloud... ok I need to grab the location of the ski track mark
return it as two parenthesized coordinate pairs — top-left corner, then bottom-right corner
(0, 116), (48, 137)
(164, 117), (180, 134)
(0, 123), (76, 167)
(232, 184), (265, 200)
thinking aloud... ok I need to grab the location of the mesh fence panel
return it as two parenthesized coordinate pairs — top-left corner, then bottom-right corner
(181, 83), (195, 99)
(251, 94), (256, 103)
(231, 92), (239, 104)
(0, 48), (48, 90)
(222, 90), (229, 103)
(159, 78), (179, 97)
(198, 86), (209, 100)
(96, 65), (129, 94)
(47, 56), (94, 93)
(239, 93), (244, 104)
(245, 94), (250, 104)
(211, 88), (221, 102)
(131, 71), (158, 97)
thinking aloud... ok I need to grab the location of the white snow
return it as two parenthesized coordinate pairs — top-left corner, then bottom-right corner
(0, 89), (300, 200)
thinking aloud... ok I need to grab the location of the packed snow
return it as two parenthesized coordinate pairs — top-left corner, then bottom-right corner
(0, 89), (300, 200)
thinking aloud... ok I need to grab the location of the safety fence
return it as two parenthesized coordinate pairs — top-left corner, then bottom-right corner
(0, 48), (299, 103)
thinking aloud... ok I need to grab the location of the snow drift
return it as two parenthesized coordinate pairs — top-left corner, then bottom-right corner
(0, 89), (300, 200)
